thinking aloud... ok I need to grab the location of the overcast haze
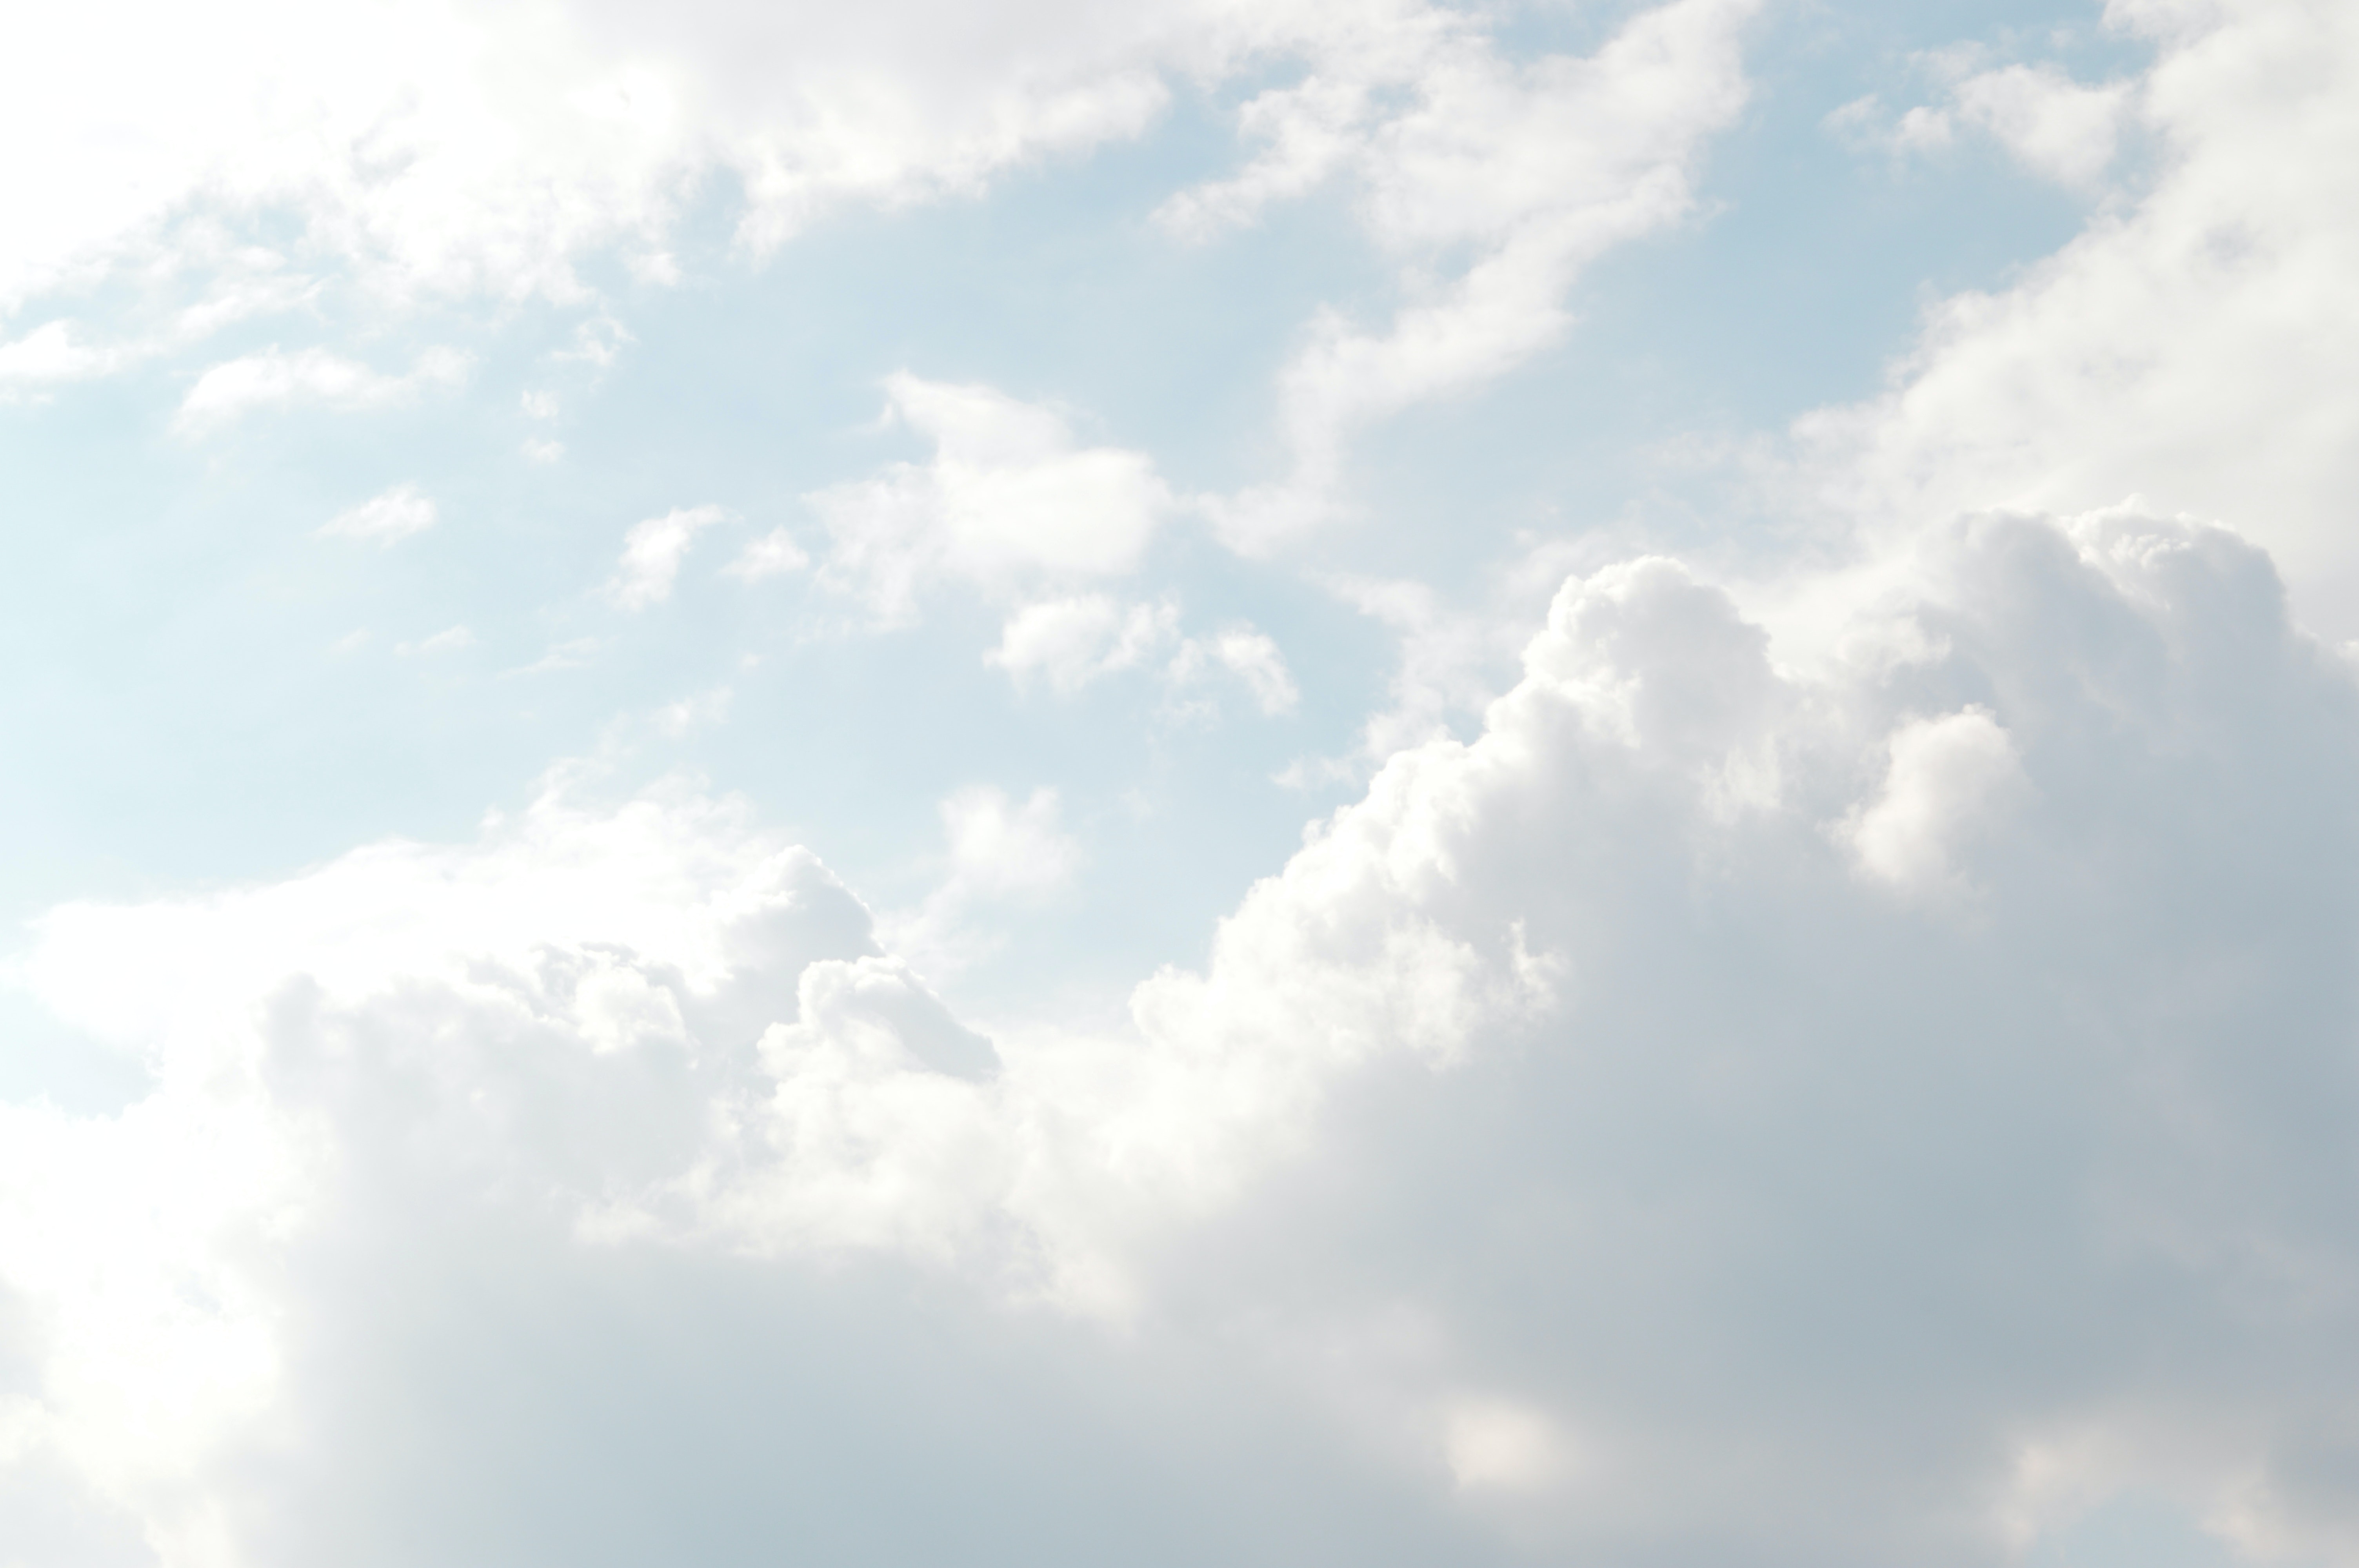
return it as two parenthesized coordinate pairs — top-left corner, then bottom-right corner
(5, 0), (2359, 1563)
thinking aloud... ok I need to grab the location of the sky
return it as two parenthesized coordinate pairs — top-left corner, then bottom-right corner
(4, 0), (2359, 1563)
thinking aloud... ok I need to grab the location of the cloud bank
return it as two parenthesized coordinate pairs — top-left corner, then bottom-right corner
(9, 2), (2359, 1564)
(12, 504), (2359, 1564)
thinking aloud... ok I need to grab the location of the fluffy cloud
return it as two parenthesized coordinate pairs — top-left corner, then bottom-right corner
(12, 504), (2359, 1563)
(1797, 0), (2359, 640)
(989, 595), (1179, 694)
(1845, 705), (2027, 897)
(988, 596), (1297, 714)
(814, 375), (1174, 622)
(607, 505), (729, 610)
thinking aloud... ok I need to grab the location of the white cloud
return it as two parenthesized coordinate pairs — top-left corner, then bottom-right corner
(0, 0), (1181, 316)
(989, 595), (1178, 694)
(11, 6), (2359, 1561)
(938, 783), (1079, 904)
(23, 505), (2359, 1562)
(0, 320), (125, 391)
(318, 483), (437, 544)
(1793, 0), (2359, 640)
(723, 527), (811, 583)
(1208, 628), (1299, 716)
(1168, 623), (1303, 719)
(1952, 64), (2133, 186)
(988, 597), (1297, 717)
(5, 0), (1668, 334)
(1837, 64), (2133, 187)
(174, 345), (470, 435)
(1181, 0), (1759, 548)
(815, 375), (1174, 622)
(606, 504), (728, 610)
(0, 269), (318, 401)
(1846, 706), (2026, 897)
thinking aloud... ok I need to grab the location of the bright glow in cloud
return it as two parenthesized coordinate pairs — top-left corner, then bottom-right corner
(1846, 705), (2026, 896)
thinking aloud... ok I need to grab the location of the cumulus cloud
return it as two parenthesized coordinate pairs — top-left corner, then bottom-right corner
(318, 484), (437, 544)
(814, 375), (1174, 623)
(1795, 0), (2359, 639)
(16, 8), (2359, 1565)
(13, 505), (2359, 1562)
(1845, 705), (2027, 897)
(989, 595), (1179, 694)
(174, 346), (470, 435)
(606, 505), (729, 610)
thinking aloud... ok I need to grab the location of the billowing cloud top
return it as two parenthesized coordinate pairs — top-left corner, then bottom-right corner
(5, 2), (2359, 1566)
